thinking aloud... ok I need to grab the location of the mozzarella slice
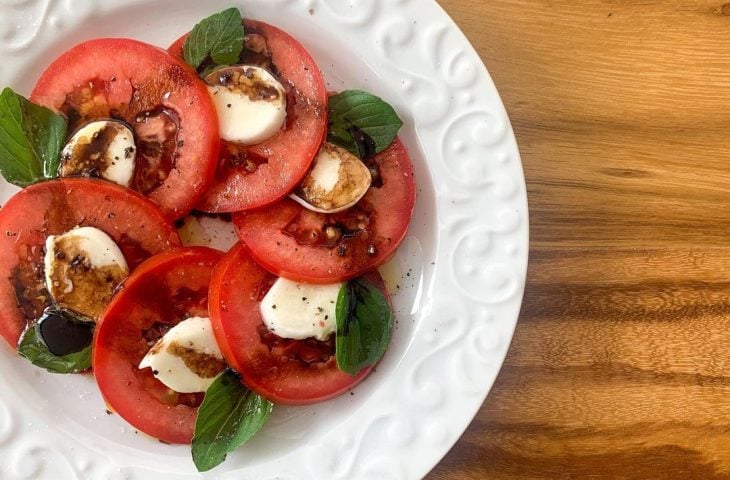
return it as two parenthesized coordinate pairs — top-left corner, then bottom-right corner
(205, 65), (287, 145)
(43, 226), (129, 320)
(139, 316), (226, 393)
(60, 120), (136, 187)
(291, 143), (372, 214)
(260, 278), (342, 341)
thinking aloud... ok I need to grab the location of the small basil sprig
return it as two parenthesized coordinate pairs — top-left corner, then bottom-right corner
(328, 90), (403, 159)
(335, 278), (393, 375)
(17, 309), (93, 374)
(0, 87), (67, 187)
(183, 8), (245, 73)
(192, 370), (273, 472)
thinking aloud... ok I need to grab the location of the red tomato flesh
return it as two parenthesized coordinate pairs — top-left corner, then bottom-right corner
(0, 178), (181, 348)
(169, 19), (328, 212)
(233, 139), (416, 283)
(209, 244), (390, 405)
(93, 247), (222, 444)
(30, 38), (220, 219)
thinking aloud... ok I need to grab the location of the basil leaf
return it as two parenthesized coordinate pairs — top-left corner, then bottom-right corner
(192, 370), (273, 472)
(335, 278), (394, 375)
(0, 88), (67, 187)
(17, 324), (91, 374)
(327, 90), (403, 159)
(183, 8), (244, 72)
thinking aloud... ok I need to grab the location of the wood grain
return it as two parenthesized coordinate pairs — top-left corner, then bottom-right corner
(429, 1), (730, 478)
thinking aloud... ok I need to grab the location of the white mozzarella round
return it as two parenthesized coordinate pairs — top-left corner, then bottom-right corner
(260, 278), (342, 341)
(43, 226), (129, 320)
(206, 65), (287, 145)
(139, 316), (226, 394)
(60, 120), (136, 187)
(291, 143), (372, 214)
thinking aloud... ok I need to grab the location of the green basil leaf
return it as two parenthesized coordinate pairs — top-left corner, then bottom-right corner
(327, 90), (403, 159)
(183, 8), (244, 71)
(0, 87), (67, 187)
(335, 278), (394, 375)
(17, 324), (91, 374)
(192, 370), (273, 472)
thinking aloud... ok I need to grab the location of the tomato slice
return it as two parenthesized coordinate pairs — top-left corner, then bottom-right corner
(30, 38), (220, 219)
(0, 178), (181, 348)
(209, 244), (390, 405)
(233, 139), (416, 283)
(168, 19), (327, 212)
(93, 247), (222, 444)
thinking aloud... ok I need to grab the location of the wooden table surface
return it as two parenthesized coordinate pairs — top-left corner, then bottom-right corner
(429, 1), (730, 479)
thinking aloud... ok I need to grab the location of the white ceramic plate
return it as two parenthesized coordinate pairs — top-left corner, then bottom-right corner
(0, 0), (528, 478)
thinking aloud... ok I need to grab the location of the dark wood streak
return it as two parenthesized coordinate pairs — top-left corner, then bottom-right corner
(504, 364), (730, 389)
(433, 444), (730, 480)
(520, 282), (730, 322)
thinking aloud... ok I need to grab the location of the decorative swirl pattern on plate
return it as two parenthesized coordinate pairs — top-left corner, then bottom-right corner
(425, 26), (480, 90)
(316, 0), (380, 26)
(442, 110), (511, 186)
(4, 442), (99, 480)
(451, 223), (524, 304)
(308, 413), (415, 480)
(378, 21), (455, 126)
(0, 395), (16, 446)
(407, 300), (472, 411)
(0, 0), (528, 478)
(0, 0), (97, 53)
(0, 0), (51, 52)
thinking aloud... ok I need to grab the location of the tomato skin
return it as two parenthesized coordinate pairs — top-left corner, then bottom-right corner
(0, 178), (181, 348)
(209, 244), (390, 405)
(30, 38), (220, 219)
(93, 247), (222, 444)
(233, 139), (416, 284)
(169, 19), (328, 212)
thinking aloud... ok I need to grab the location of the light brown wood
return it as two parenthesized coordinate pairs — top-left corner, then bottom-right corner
(429, 1), (730, 478)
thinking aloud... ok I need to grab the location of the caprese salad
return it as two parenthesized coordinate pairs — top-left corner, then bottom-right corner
(0, 6), (416, 472)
